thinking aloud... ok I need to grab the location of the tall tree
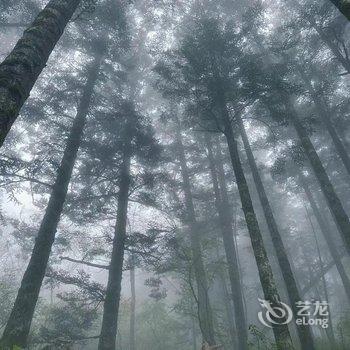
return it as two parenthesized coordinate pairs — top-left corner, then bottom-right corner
(0, 52), (104, 349)
(98, 118), (132, 350)
(242, 54), (350, 256)
(219, 103), (292, 349)
(286, 98), (350, 254)
(236, 114), (315, 350)
(154, 17), (293, 349)
(289, 0), (350, 73)
(174, 115), (216, 346)
(298, 172), (350, 301)
(205, 134), (247, 350)
(297, 66), (350, 178)
(69, 95), (162, 349)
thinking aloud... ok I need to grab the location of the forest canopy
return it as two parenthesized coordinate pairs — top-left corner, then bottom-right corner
(0, 0), (350, 349)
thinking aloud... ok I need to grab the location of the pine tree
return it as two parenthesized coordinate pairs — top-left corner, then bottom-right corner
(205, 134), (247, 350)
(0, 51), (104, 349)
(236, 113), (315, 350)
(173, 114), (216, 346)
(97, 103), (161, 349)
(154, 17), (293, 349)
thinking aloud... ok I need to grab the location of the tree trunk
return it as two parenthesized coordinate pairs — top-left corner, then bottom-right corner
(205, 134), (247, 350)
(291, 0), (350, 73)
(215, 141), (249, 320)
(328, 0), (350, 21)
(0, 55), (102, 349)
(191, 314), (198, 350)
(286, 98), (350, 255)
(307, 16), (350, 73)
(220, 103), (293, 350)
(300, 252), (346, 296)
(218, 270), (237, 350)
(0, 0), (82, 146)
(305, 206), (337, 347)
(236, 114), (315, 350)
(129, 255), (136, 350)
(298, 173), (350, 302)
(98, 133), (132, 350)
(174, 118), (216, 346)
(298, 68), (350, 177)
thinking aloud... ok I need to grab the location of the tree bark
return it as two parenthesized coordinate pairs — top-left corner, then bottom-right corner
(236, 114), (315, 350)
(0, 0), (81, 146)
(286, 98), (350, 255)
(298, 173), (350, 302)
(205, 134), (247, 350)
(219, 103), (293, 350)
(174, 118), (216, 346)
(215, 141), (249, 321)
(0, 55), (102, 349)
(98, 132), (132, 350)
(298, 68), (350, 177)
(129, 255), (136, 350)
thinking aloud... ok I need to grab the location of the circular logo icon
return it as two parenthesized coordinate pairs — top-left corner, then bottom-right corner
(258, 298), (293, 328)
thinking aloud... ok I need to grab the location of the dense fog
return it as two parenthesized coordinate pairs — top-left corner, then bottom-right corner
(1, 0), (350, 349)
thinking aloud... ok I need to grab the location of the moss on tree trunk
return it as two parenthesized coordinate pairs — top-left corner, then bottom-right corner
(0, 0), (81, 146)
(237, 114), (315, 350)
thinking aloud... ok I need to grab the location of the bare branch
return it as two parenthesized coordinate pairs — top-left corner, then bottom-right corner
(60, 256), (109, 270)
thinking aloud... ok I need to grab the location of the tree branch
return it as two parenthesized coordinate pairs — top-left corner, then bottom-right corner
(300, 252), (346, 296)
(60, 256), (109, 270)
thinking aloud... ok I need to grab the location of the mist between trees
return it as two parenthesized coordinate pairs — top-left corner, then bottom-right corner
(0, 0), (350, 349)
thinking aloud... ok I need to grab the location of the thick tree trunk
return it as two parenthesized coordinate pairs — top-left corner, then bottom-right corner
(205, 135), (247, 350)
(129, 256), (136, 350)
(328, 0), (350, 21)
(299, 173), (350, 302)
(220, 104), (293, 349)
(0, 0), (81, 146)
(98, 135), (132, 350)
(174, 119), (216, 346)
(286, 99), (350, 255)
(0, 56), (102, 349)
(236, 115), (315, 350)
(298, 69), (350, 177)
